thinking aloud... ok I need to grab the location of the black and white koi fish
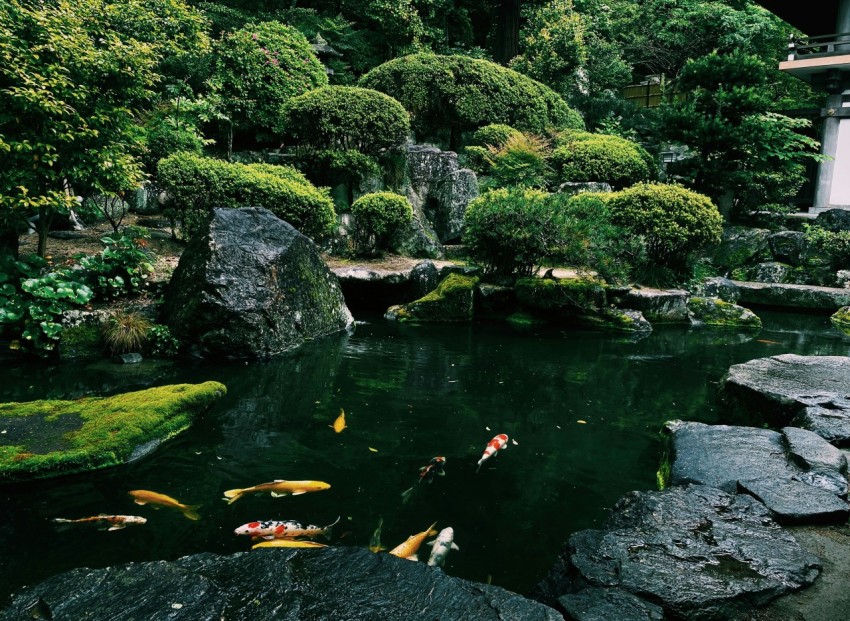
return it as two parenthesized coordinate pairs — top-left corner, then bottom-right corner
(234, 517), (340, 540)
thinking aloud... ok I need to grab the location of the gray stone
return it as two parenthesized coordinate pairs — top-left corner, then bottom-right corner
(431, 169), (479, 243)
(556, 181), (613, 195)
(558, 587), (664, 621)
(161, 207), (353, 359)
(792, 407), (850, 447)
(737, 478), (849, 524)
(698, 276), (741, 303)
(0, 548), (561, 621)
(721, 355), (850, 431)
(409, 259), (440, 298)
(687, 297), (762, 329)
(476, 283), (517, 315)
(583, 308), (653, 333)
(815, 209), (850, 232)
(385, 273), (479, 322)
(837, 270), (850, 288)
(752, 261), (791, 283)
(533, 485), (820, 621)
(783, 426), (848, 473)
(731, 281), (850, 312)
(769, 231), (808, 265)
(619, 288), (689, 323)
(115, 353), (143, 364)
(794, 469), (849, 497)
(713, 226), (771, 270)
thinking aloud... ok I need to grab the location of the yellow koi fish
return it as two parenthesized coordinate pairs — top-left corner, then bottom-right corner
(388, 521), (438, 561)
(252, 539), (328, 550)
(128, 490), (201, 521)
(52, 514), (147, 531)
(332, 408), (347, 433)
(222, 480), (331, 505)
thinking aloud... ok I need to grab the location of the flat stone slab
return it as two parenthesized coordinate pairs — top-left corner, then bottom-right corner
(720, 354), (850, 434)
(618, 288), (689, 323)
(1, 548), (560, 621)
(793, 407), (850, 447)
(732, 281), (850, 311)
(534, 485), (820, 621)
(558, 587), (664, 621)
(664, 421), (849, 524)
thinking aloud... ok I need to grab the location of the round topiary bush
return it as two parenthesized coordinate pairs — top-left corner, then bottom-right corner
(351, 192), (413, 256)
(551, 132), (654, 189)
(607, 182), (722, 277)
(464, 124), (524, 174)
(281, 86), (410, 156)
(359, 54), (584, 146)
(463, 187), (569, 278)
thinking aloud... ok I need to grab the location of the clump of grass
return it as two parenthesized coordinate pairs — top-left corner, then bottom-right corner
(102, 311), (152, 354)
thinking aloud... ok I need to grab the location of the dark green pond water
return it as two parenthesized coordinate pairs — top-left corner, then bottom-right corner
(1, 311), (849, 603)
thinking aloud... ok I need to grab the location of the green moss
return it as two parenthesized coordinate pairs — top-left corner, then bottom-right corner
(394, 273), (480, 322)
(0, 382), (226, 483)
(687, 297), (762, 329)
(656, 453), (671, 490)
(59, 325), (103, 360)
(505, 311), (546, 328)
(831, 306), (850, 328)
(515, 277), (607, 311)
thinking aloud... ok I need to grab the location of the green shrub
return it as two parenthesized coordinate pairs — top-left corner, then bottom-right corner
(359, 54), (584, 146)
(551, 132), (654, 189)
(485, 133), (551, 189)
(350, 192), (413, 256)
(803, 224), (850, 270)
(295, 149), (382, 198)
(470, 124), (523, 148)
(147, 323), (181, 358)
(607, 183), (722, 281)
(142, 116), (204, 175)
(281, 86), (410, 155)
(463, 187), (569, 278)
(77, 227), (155, 301)
(157, 153), (336, 240)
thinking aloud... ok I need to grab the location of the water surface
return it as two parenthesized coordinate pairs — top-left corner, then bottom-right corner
(1, 311), (848, 602)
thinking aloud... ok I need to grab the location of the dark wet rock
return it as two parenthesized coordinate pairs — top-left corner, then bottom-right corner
(431, 169), (478, 243)
(533, 485), (820, 621)
(815, 208), (850, 232)
(714, 226), (771, 270)
(582, 308), (653, 333)
(721, 355), (850, 431)
(619, 288), (689, 324)
(697, 276), (741, 303)
(737, 478), (849, 524)
(115, 353), (143, 364)
(687, 297), (762, 329)
(476, 283), (517, 316)
(409, 259), (440, 298)
(752, 261), (791, 284)
(792, 407), (850, 448)
(161, 207), (353, 359)
(558, 587), (664, 621)
(793, 469), (849, 498)
(783, 427), (847, 474)
(385, 273), (479, 322)
(556, 181), (613, 195)
(0, 548), (561, 621)
(515, 277), (607, 313)
(769, 231), (807, 265)
(732, 281), (850, 311)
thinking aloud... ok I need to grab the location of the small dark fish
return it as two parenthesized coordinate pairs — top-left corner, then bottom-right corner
(418, 456), (447, 484)
(756, 339), (783, 345)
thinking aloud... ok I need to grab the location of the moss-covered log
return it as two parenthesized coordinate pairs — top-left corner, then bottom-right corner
(0, 382), (226, 483)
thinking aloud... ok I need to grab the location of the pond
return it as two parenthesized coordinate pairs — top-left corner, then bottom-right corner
(1, 310), (849, 603)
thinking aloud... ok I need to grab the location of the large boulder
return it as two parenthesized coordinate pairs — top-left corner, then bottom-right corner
(713, 226), (771, 270)
(533, 485), (820, 621)
(815, 209), (850, 232)
(720, 355), (850, 438)
(385, 273), (479, 322)
(731, 281), (850, 312)
(618, 288), (689, 324)
(769, 231), (808, 265)
(1, 548), (561, 621)
(751, 261), (791, 284)
(161, 207), (353, 359)
(687, 297), (762, 329)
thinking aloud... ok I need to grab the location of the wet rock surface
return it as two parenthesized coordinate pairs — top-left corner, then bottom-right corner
(161, 207), (353, 359)
(732, 281), (850, 311)
(0, 548), (561, 621)
(619, 288), (689, 323)
(558, 587), (665, 621)
(533, 485), (820, 621)
(687, 296), (762, 329)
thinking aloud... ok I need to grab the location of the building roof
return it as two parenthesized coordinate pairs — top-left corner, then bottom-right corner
(757, 1), (839, 36)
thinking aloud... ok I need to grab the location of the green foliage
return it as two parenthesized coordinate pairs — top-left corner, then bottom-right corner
(281, 86), (410, 155)
(211, 21), (328, 142)
(351, 192), (413, 256)
(803, 225), (850, 270)
(551, 131), (653, 189)
(607, 183), (722, 281)
(157, 153), (336, 240)
(485, 133), (551, 189)
(147, 323), (181, 357)
(0, 381), (226, 482)
(295, 150), (382, 201)
(463, 187), (570, 278)
(470, 124), (523, 148)
(142, 115), (204, 175)
(102, 311), (152, 355)
(359, 53), (584, 146)
(78, 228), (155, 301)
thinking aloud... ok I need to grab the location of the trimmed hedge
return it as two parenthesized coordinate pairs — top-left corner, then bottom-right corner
(281, 86), (410, 155)
(157, 153), (336, 239)
(351, 192), (413, 256)
(551, 131), (655, 189)
(359, 54), (584, 143)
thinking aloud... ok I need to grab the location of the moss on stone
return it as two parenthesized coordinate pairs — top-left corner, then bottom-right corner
(505, 311), (546, 328)
(581, 308), (652, 333)
(687, 297), (762, 329)
(0, 382), (227, 482)
(831, 306), (850, 329)
(391, 273), (480, 322)
(59, 325), (103, 361)
(515, 277), (607, 311)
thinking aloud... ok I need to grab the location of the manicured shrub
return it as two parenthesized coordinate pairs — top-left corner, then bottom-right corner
(551, 132), (654, 189)
(157, 153), (336, 240)
(804, 224), (850, 270)
(607, 183), (722, 280)
(351, 192), (413, 256)
(463, 187), (570, 278)
(485, 133), (551, 189)
(281, 86), (410, 155)
(295, 150), (382, 207)
(142, 116), (204, 175)
(359, 54), (584, 146)
(464, 124), (523, 175)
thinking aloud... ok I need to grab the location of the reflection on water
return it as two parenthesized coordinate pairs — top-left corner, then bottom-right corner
(1, 310), (848, 601)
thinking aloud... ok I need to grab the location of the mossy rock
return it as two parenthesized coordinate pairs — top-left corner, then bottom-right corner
(385, 273), (479, 322)
(515, 277), (607, 312)
(59, 324), (103, 361)
(581, 308), (653, 333)
(0, 382), (226, 483)
(687, 297), (762, 330)
(505, 311), (547, 329)
(831, 306), (850, 331)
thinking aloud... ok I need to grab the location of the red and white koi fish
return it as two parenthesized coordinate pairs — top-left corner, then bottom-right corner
(52, 514), (147, 531)
(234, 517), (340, 541)
(477, 434), (508, 471)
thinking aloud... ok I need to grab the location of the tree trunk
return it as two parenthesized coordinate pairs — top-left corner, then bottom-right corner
(0, 224), (18, 259)
(493, 0), (520, 65)
(36, 206), (53, 258)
